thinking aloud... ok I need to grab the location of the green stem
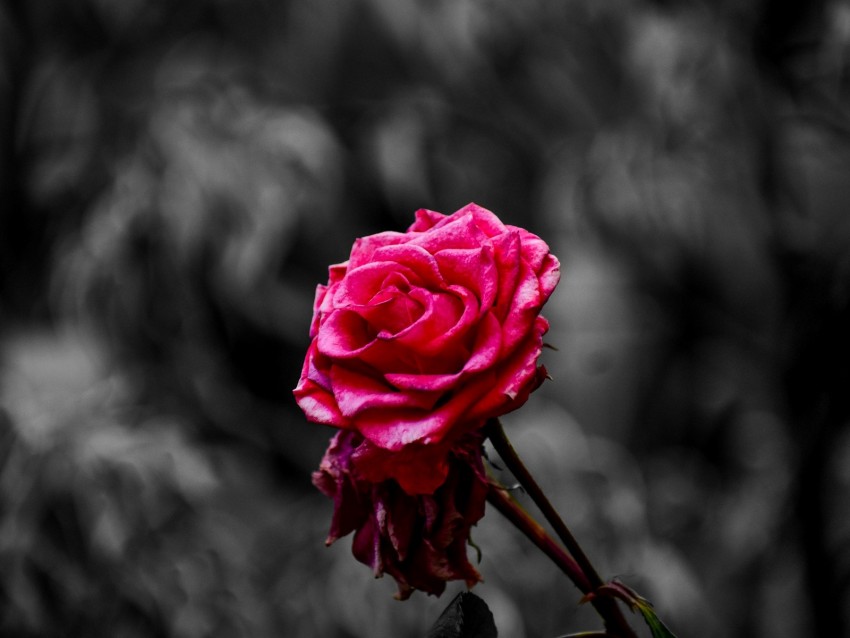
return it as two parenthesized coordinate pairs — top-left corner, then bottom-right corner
(485, 418), (637, 638)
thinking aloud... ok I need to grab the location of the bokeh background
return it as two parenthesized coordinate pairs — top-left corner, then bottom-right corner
(2, 1), (850, 636)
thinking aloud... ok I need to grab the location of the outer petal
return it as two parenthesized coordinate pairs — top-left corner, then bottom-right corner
(293, 380), (348, 426)
(408, 208), (446, 232)
(331, 364), (439, 418)
(409, 211), (491, 253)
(460, 202), (508, 237)
(354, 379), (487, 451)
(512, 226), (551, 271)
(499, 258), (544, 353)
(537, 252), (561, 301)
(348, 231), (408, 270)
(466, 316), (550, 421)
(309, 284), (328, 338)
(294, 343), (350, 427)
(489, 230), (521, 321)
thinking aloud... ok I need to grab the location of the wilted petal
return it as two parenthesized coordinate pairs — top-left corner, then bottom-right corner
(312, 431), (368, 542)
(353, 438), (452, 495)
(313, 430), (487, 599)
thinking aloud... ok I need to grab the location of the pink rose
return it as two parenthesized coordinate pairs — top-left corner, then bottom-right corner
(294, 203), (560, 494)
(313, 429), (488, 599)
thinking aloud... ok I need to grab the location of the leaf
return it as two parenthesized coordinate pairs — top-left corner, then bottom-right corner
(426, 592), (498, 638)
(582, 581), (678, 638)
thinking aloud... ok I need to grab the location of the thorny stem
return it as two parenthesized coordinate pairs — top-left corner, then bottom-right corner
(485, 418), (637, 638)
(486, 484), (591, 591)
(485, 418), (605, 587)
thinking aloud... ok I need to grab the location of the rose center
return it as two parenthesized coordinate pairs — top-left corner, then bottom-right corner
(360, 271), (426, 337)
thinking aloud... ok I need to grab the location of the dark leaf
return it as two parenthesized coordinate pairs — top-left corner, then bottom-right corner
(426, 592), (498, 638)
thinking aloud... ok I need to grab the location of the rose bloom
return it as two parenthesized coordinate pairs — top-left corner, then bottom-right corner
(313, 429), (488, 599)
(295, 203), (560, 494)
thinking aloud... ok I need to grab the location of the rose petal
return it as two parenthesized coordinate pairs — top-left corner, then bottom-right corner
(316, 310), (376, 358)
(500, 258), (544, 353)
(312, 431), (369, 542)
(355, 408), (455, 449)
(294, 383), (348, 426)
(353, 439), (453, 495)
(460, 202), (508, 238)
(334, 261), (418, 307)
(371, 243), (446, 289)
(310, 284), (329, 338)
(384, 310), (501, 391)
(466, 316), (550, 421)
(380, 287), (477, 369)
(408, 208), (446, 232)
(513, 226), (551, 271)
(489, 230), (521, 320)
(355, 371), (495, 451)
(331, 364), (438, 417)
(317, 311), (422, 374)
(384, 288), (463, 350)
(352, 512), (383, 575)
(385, 489), (418, 559)
(359, 288), (425, 336)
(458, 310), (502, 373)
(409, 210), (491, 253)
(294, 344), (350, 426)
(329, 262), (348, 285)
(537, 252), (561, 300)
(433, 246), (498, 311)
(347, 231), (407, 270)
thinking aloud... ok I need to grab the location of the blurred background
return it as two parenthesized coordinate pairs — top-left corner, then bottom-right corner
(1, 0), (850, 636)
